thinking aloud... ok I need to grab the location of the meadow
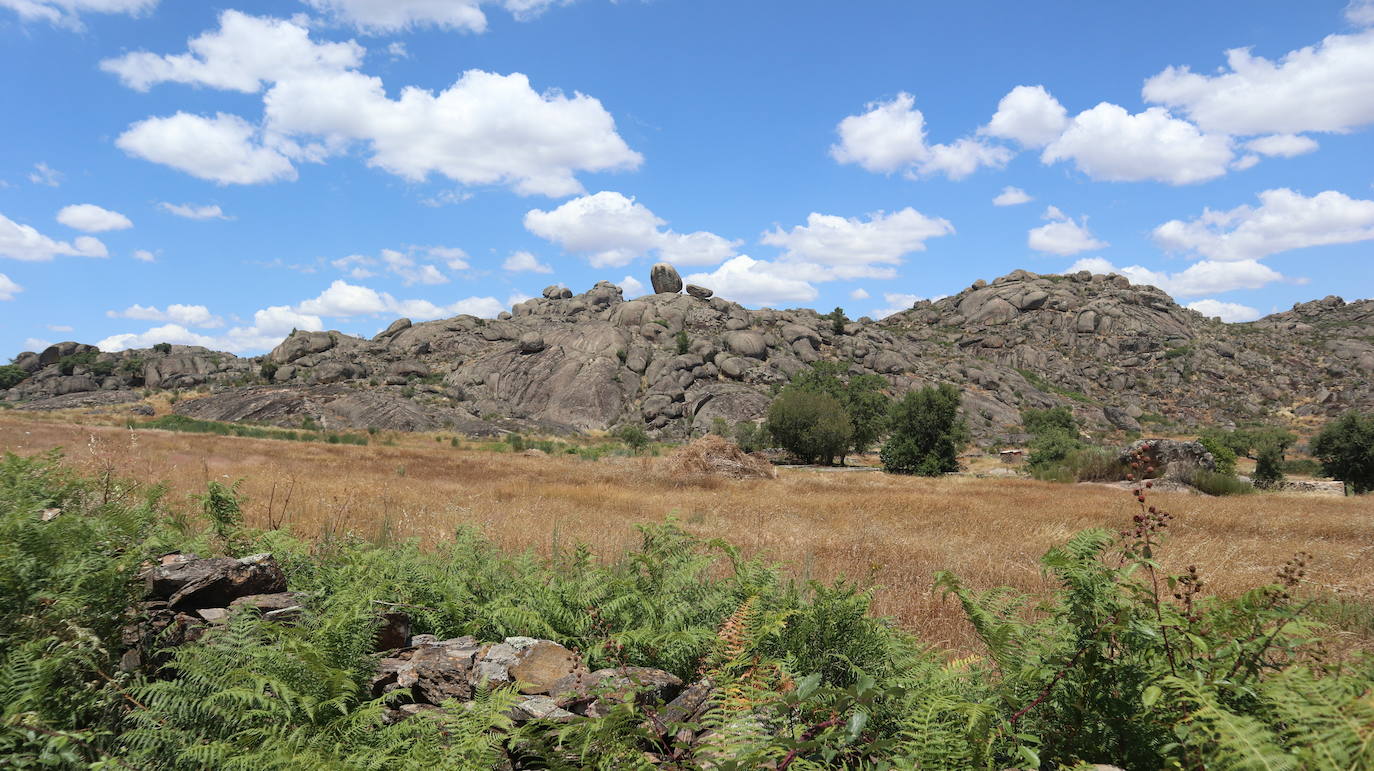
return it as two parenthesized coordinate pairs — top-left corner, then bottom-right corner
(3, 409), (1370, 656)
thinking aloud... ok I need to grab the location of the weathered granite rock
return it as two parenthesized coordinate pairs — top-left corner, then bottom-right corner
(650, 262), (683, 294)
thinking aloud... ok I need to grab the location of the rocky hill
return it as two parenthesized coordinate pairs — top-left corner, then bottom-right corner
(5, 264), (1373, 442)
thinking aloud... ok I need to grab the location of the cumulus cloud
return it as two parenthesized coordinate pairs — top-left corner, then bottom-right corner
(0, 273), (20, 300)
(850, 288), (870, 300)
(103, 11), (641, 196)
(381, 249), (448, 285)
(103, 13), (638, 196)
(617, 275), (644, 297)
(331, 247), (459, 283)
(1066, 256), (1284, 297)
(132, 249), (156, 262)
(684, 256), (818, 307)
(1244, 134), (1319, 158)
(1152, 188), (1374, 261)
(982, 85), (1069, 148)
(27, 162), (61, 187)
(106, 303), (223, 328)
(159, 202), (229, 220)
(502, 250), (552, 273)
(760, 208), (955, 280)
(0, 0), (155, 27)
(56, 204), (133, 233)
(525, 191), (739, 268)
(993, 186), (1033, 206)
(116, 112), (297, 185)
(1028, 206), (1108, 256)
(295, 279), (512, 321)
(1143, 30), (1374, 136)
(302, 0), (572, 34)
(831, 93), (1011, 180)
(1186, 298), (1262, 322)
(0, 212), (108, 261)
(1042, 103), (1233, 185)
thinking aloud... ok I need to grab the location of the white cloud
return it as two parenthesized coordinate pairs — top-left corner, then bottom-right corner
(982, 85), (1069, 148)
(426, 246), (470, 270)
(106, 303), (223, 328)
(1350, 0), (1374, 26)
(101, 10), (364, 93)
(1027, 206), (1108, 256)
(294, 278), (508, 322)
(760, 208), (955, 280)
(1066, 257), (1284, 297)
(831, 93), (1011, 180)
(502, 250), (552, 273)
(993, 186), (1033, 206)
(132, 249), (156, 262)
(381, 248), (448, 285)
(387, 41), (408, 59)
(850, 288), (870, 300)
(97, 324), (218, 352)
(0, 0), (154, 26)
(1143, 30), (1374, 136)
(23, 338), (52, 351)
(56, 204), (133, 232)
(684, 255), (818, 307)
(525, 191), (738, 268)
(1186, 299), (1262, 322)
(159, 202), (229, 220)
(0, 273), (20, 300)
(331, 254), (376, 279)
(104, 12), (641, 196)
(1042, 103), (1233, 185)
(116, 112), (297, 185)
(449, 296), (506, 317)
(0, 212), (108, 261)
(617, 275), (644, 297)
(302, 0), (571, 34)
(1244, 134), (1319, 158)
(1153, 188), (1374, 261)
(27, 162), (61, 187)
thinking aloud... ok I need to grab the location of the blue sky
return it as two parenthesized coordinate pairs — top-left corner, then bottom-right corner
(3, 0), (1373, 356)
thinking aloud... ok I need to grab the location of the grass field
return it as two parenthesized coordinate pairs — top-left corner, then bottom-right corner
(2, 410), (1371, 655)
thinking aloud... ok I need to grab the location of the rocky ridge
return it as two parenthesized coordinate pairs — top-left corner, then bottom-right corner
(6, 265), (1373, 441)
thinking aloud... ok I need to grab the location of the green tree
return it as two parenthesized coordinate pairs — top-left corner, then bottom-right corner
(0, 365), (27, 390)
(765, 388), (852, 465)
(1311, 410), (1374, 493)
(1252, 443), (1285, 488)
(152, 342), (172, 354)
(825, 307), (848, 336)
(881, 383), (968, 475)
(787, 362), (890, 463)
(1022, 407), (1082, 473)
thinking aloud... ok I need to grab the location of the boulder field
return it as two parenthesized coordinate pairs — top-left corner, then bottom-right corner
(5, 266), (1373, 441)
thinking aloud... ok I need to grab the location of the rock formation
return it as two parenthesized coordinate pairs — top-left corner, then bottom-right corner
(6, 265), (1374, 442)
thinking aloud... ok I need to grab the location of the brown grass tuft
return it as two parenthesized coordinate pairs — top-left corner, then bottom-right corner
(662, 434), (775, 483)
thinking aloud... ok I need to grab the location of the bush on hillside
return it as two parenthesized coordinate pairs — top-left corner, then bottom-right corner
(0, 364), (27, 390)
(881, 383), (967, 475)
(787, 362), (891, 461)
(1196, 432), (1238, 475)
(1311, 409), (1374, 493)
(1253, 443), (1286, 488)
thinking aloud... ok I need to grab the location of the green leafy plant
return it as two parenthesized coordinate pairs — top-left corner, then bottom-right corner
(881, 383), (967, 475)
(1311, 409), (1374, 493)
(0, 365), (27, 390)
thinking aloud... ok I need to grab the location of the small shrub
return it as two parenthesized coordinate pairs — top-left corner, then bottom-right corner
(152, 342), (172, 354)
(1196, 433), (1238, 475)
(260, 361), (279, 381)
(612, 424), (649, 454)
(733, 421), (763, 453)
(675, 330), (690, 355)
(1182, 468), (1255, 496)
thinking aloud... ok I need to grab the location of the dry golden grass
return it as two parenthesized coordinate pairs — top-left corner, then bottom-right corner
(2, 410), (1371, 654)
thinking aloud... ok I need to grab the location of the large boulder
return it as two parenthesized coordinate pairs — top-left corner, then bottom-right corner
(1120, 439), (1215, 478)
(650, 262), (683, 294)
(723, 331), (767, 360)
(146, 553), (288, 610)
